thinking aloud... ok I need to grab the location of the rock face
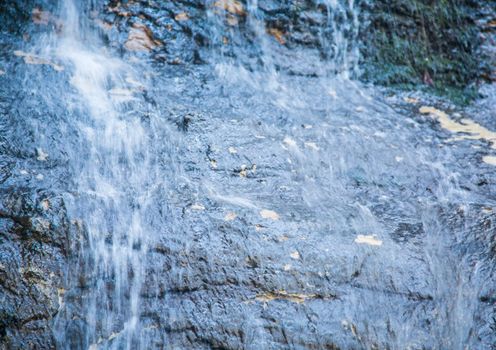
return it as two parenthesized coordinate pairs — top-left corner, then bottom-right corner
(96, 0), (496, 100)
(0, 54), (71, 349)
(1, 1), (496, 349)
(6, 0), (492, 96)
(0, 189), (67, 349)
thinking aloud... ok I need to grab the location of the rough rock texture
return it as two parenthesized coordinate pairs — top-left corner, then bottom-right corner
(0, 67), (71, 349)
(2, 0), (495, 92)
(0, 7), (76, 345)
(100, 0), (361, 75)
(97, 0), (496, 102)
(134, 73), (496, 349)
(1, 1), (496, 349)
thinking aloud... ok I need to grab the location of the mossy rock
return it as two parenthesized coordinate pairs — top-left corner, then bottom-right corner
(360, 0), (495, 103)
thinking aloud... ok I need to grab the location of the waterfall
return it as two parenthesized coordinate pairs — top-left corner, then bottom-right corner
(51, 1), (162, 348)
(46, 3), (369, 348)
(12, 0), (487, 349)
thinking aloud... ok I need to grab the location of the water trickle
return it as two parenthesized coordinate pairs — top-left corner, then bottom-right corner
(206, 0), (365, 80)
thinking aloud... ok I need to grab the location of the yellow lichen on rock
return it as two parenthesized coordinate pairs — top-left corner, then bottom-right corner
(419, 106), (496, 149)
(32, 8), (51, 25)
(482, 155), (496, 166)
(267, 28), (286, 45)
(255, 290), (316, 303)
(354, 235), (382, 246)
(420, 106), (496, 166)
(224, 212), (237, 221)
(191, 203), (205, 211)
(14, 51), (64, 71)
(403, 97), (419, 104)
(290, 251), (300, 260)
(125, 24), (160, 52)
(304, 142), (320, 151)
(260, 209), (279, 220)
(174, 12), (189, 21)
(41, 199), (50, 211)
(213, 0), (245, 16)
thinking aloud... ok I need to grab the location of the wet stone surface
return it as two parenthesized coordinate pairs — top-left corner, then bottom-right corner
(0, 68), (72, 348)
(1, 1), (496, 350)
(129, 70), (496, 349)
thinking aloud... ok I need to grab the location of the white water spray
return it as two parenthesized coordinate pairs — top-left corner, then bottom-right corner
(52, 1), (158, 348)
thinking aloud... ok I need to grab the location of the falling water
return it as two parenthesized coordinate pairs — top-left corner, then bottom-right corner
(320, 0), (361, 77)
(206, 0), (363, 76)
(12, 0), (492, 349)
(49, 0), (167, 348)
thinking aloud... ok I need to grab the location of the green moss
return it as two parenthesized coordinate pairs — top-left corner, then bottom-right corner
(361, 0), (482, 104)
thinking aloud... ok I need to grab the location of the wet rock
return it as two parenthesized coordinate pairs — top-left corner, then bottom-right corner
(0, 190), (68, 349)
(1, 1), (496, 349)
